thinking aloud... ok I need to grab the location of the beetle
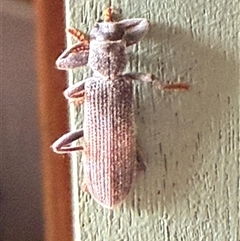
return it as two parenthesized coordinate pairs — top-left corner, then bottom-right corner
(52, 8), (189, 208)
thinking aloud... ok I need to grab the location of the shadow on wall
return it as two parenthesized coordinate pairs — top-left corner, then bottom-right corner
(132, 21), (238, 212)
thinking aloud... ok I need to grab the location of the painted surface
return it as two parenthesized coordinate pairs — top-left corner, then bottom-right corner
(65, 1), (239, 240)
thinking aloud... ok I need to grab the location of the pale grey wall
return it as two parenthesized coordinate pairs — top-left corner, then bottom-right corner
(1, 1), (43, 240)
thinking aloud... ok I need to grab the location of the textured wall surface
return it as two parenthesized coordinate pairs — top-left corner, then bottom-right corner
(65, 0), (239, 240)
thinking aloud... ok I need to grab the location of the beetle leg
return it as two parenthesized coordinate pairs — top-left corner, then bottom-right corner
(64, 79), (86, 104)
(56, 42), (89, 70)
(136, 149), (147, 173)
(117, 18), (149, 46)
(56, 28), (89, 70)
(158, 81), (190, 91)
(51, 129), (84, 153)
(124, 73), (190, 91)
(81, 181), (89, 193)
(56, 27), (89, 70)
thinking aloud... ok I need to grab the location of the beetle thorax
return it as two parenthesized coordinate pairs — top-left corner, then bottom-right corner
(88, 22), (128, 79)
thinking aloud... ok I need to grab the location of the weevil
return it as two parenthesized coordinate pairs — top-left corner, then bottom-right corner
(52, 8), (189, 209)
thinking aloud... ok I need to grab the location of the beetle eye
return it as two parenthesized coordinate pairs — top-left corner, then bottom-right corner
(90, 23), (100, 40)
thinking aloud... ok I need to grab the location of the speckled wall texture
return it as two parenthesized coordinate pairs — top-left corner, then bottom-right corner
(64, 1), (239, 240)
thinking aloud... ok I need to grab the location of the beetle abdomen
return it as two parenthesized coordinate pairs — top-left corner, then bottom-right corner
(83, 76), (136, 208)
